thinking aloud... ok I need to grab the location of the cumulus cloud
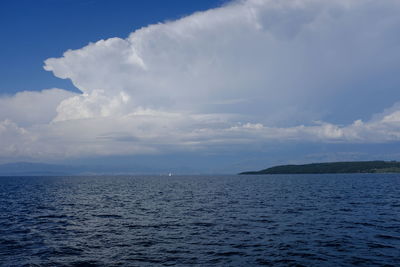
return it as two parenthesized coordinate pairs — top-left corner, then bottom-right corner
(43, 0), (400, 125)
(1, 0), (400, 161)
(0, 120), (33, 157)
(0, 89), (76, 126)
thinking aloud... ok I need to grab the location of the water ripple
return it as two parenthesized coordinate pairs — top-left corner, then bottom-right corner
(0, 174), (399, 266)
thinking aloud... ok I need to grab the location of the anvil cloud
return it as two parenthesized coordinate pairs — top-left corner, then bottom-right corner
(1, 0), (400, 161)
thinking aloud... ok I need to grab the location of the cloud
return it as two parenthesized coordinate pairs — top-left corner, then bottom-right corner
(44, 0), (400, 125)
(2, 106), (400, 161)
(2, 0), (400, 161)
(0, 120), (33, 157)
(0, 89), (76, 126)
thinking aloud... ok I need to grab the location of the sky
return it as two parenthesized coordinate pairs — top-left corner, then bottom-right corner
(1, 0), (400, 174)
(0, 0), (227, 94)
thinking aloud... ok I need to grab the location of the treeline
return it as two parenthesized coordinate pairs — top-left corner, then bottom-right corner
(240, 161), (400, 175)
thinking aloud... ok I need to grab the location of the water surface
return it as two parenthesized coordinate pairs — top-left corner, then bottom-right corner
(0, 174), (399, 266)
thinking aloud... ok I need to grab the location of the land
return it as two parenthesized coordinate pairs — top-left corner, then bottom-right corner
(239, 161), (400, 175)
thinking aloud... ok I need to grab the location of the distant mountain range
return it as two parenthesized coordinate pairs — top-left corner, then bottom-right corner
(0, 162), (176, 176)
(0, 160), (229, 176)
(0, 162), (83, 176)
(0, 162), (149, 176)
(240, 161), (400, 175)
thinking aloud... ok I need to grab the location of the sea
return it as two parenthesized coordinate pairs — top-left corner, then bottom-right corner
(0, 174), (399, 266)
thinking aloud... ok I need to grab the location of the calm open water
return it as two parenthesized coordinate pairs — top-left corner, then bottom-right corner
(0, 174), (399, 266)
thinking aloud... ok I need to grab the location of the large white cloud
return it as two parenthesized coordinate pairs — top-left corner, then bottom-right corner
(43, 0), (400, 125)
(1, 0), (400, 161)
(0, 89), (76, 126)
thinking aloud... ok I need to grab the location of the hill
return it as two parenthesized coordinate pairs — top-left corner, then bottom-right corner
(239, 161), (400, 175)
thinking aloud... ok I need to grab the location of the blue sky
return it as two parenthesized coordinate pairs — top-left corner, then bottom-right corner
(1, 0), (400, 173)
(0, 0), (226, 94)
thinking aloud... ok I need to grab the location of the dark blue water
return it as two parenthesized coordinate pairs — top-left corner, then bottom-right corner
(0, 174), (399, 266)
